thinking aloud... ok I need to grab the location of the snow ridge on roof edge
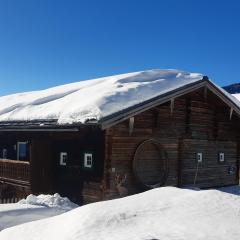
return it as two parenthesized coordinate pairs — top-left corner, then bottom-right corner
(0, 69), (239, 126)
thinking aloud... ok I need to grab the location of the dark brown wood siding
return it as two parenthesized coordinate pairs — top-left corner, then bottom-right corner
(0, 87), (239, 203)
(0, 129), (105, 204)
(103, 88), (240, 197)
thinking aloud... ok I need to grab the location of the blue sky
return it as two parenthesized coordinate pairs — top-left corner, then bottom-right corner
(0, 0), (240, 96)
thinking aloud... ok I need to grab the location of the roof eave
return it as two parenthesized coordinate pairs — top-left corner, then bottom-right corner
(0, 120), (101, 131)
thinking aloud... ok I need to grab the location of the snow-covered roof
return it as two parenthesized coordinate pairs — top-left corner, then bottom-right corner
(233, 93), (240, 102)
(0, 69), (239, 127)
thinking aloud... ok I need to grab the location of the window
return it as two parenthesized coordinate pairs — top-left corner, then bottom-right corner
(2, 148), (7, 159)
(196, 153), (203, 163)
(84, 153), (93, 168)
(228, 166), (236, 175)
(60, 152), (67, 166)
(17, 142), (28, 161)
(219, 153), (225, 163)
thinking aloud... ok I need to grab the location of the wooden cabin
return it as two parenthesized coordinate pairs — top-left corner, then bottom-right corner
(0, 70), (240, 204)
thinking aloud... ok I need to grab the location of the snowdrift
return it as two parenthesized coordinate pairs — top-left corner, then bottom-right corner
(0, 193), (78, 231)
(1, 187), (240, 240)
(18, 193), (78, 210)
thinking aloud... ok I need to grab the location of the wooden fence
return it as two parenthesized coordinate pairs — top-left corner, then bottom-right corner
(0, 197), (23, 204)
(0, 159), (30, 182)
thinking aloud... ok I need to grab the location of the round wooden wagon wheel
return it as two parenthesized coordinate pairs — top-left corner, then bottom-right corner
(133, 139), (169, 189)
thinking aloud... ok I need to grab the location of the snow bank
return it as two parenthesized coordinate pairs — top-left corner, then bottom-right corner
(218, 185), (240, 196)
(18, 193), (78, 210)
(0, 193), (77, 231)
(1, 187), (240, 240)
(0, 69), (203, 124)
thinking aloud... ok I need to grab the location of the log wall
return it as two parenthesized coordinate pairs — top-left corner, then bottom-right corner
(0, 88), (239, 203)
(0, 129), (105, 204)
(104, 88), (240, 198)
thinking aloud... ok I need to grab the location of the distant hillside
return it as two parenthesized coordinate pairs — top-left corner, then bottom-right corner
(223, 83), (240, 94)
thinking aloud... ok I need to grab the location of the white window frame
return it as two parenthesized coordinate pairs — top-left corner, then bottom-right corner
(219, 152), (225, 162)
(60, 152), (67, 166)
(196, 153), (203, 163)
(84, 153), (93, 168)
(17, 142), (28, 160)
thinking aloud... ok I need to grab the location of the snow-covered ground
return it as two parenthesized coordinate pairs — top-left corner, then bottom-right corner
(0, 193), (78, 231)
(0, 186), (240, 240)
(218, 185), (240, 196)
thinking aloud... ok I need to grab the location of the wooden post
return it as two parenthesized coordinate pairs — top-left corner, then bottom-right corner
(170, 98), (175, 115)
(129, 117), (134, 135)
(230, 108), (233, 120)
(102, 129), (113, 199)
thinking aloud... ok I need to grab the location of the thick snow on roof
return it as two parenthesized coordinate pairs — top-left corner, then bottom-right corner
(0, 69), (203, 124)
(1, 187), (240, 240)
(215, 87), (240, 109)
(233, 93), (240, 102)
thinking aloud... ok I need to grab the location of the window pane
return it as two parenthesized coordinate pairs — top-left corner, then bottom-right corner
(18, 142), (28, 160)
(84, 153), (93, 168)
(19, 144), (27, 158)
(2, 149), (7, 159)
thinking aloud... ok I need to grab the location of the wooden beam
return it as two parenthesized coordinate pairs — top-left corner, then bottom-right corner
(230, 108), (234, 120)
(170, 98), (175, 115)
(103, 129), (113, 191)
(204, 87), (208, 100)
(129, 117), (134, 135)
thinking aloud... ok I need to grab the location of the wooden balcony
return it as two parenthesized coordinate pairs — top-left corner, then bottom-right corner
(0, 159), (30, 186)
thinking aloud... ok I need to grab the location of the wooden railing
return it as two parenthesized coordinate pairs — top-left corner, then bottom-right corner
(0, 197), (23, 204)
(0, 159), (30, 184)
